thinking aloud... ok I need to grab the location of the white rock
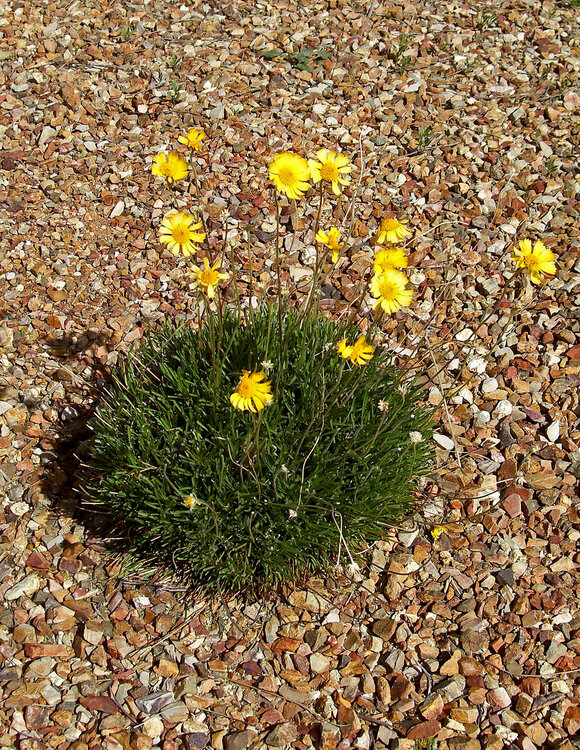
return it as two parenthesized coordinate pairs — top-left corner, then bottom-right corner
(467, 357), (487, 374)
(142, 716), (164, 739)
(110, 200), (124, 218)
(546, 420), (560, 443)
(434, 433), (455, 451)
(5, 574), (42, 601)
(494, 400), (513, 419)
(456, 328), (473, 341)
(482, 377), (498, 394)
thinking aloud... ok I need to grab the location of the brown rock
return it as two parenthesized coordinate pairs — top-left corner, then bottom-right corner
(406, 720), (440, 739)
(563, 705), (580, 736)
(80, 695), (120, 714)
(272, 637), (301, 654)
(419, 693), (444, 721)
(440, 649), (462, 675)
(487, 687), (511, 711)
(23, 643), (71, 658)
(25, 550), (51, 569)
(459, 657), (484, 676)
(519, 677), (541, 697)
(501, 494), (521, 517)
(265, 723), (298, 747)
(515, 692), (534, 717)
(450, 706), (479, 724)
(223, 731), (258, 750)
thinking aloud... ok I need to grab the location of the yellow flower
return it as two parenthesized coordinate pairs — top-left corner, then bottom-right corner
(269, 152), (311, 200)
(184, 495), (200, 509)
(431, 525), (446, 541)
(376, 217), (411, 245)
(315, 227), (343, 263)
(308, 149), (352, 196)
(374, 247), (408, 273)
(178, 128), (205, 151)
(151, 150), (188, 183)
(370, 268), (414, 315)
(189, 258), (229, 298)
(511, 239), (556, 285)
(158, 211), (206, 257)
(337, 334), (375, 365)
(230, 370), (273, 413)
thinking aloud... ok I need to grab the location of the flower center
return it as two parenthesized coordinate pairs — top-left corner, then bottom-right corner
(172, 225), (190, 244)
(381, 219), (399, 231)
(320, 162), (339, 182)
(379, 280), (398, 300)
(278, 166), (297, 186)
(238, 378), (253, 397)
(524, 255), (540, 271)
(200, 269), (218, 285)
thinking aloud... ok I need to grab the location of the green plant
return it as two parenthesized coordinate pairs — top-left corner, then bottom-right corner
(545, 156), (559, 177)
(477, 9), (497, 29)
(85, 306), (433, 592)
(462, 59), (478, 74)
(169, 55), (182, 71)
(120, 25), (134, 42)
(392, 33), (412, 70)
(262, 46), (330, 72)
(413, 740), (438, 750)
(167, 81), (182, 105)
(418, 125), (434, 151)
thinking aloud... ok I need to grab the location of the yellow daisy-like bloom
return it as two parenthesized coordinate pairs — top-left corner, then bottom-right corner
(370, 268), (414, 315)
(189, 258), (229, 299)
(315, 227), (343, 263)
(158, 211), (206, 257)
(151, 150), (189, 183)
(374, 247), (408, 273)
(337, 334), (375, 365)
(269, 152), (311, 200)
(308, 149), (352, 196)
(431, 525), (446, 541)
(178, 128), (206, 151)
(230, 370), (273, 413)
(376, 217), (411, 245)
(511, 239), (556, 285)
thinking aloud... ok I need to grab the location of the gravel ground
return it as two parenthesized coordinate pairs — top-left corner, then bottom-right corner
(1, 0), (580, 748)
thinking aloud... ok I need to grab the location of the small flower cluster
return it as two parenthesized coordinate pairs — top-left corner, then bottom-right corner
(370, 218), (414, 315)
(151, 129), (231, 300)
(149, 131), (559, 417)
(269, 149), (353, 200)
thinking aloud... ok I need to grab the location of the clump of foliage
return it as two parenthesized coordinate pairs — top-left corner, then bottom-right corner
(262, 46), (330, 72)
(87, 306), (433, 592)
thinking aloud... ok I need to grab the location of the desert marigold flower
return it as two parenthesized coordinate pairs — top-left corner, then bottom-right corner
(230, 370), (273, 413)
(315, 226), (343, 263)
(376, 217), (411, 245)
(308, 149), (352, 196)
(374, 246), (408, 273)
(511, 239), (556, 285)
(269, 152), (310, 200)
(337, 334), (375, 365)
(151, 150), (188, 183)
(431, 525), (446, 541)
(189, 258), (229, 298)
(158, 211), (206, 257)
(178, 128), (205, 151)
(370, 268), (414, 315)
